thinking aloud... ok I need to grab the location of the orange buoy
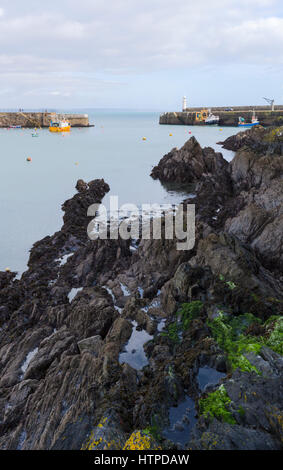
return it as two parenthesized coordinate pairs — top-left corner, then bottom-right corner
(169, 133), (173, 136)
(26, 157), (32, 162)
(5, 267), (10, 272)
(142, 137), (146, 141)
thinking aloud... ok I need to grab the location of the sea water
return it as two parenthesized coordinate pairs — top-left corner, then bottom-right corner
(0, 109), (235, 274)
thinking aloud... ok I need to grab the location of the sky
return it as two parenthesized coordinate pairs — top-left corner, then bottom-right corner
(0, 0), (283, 110)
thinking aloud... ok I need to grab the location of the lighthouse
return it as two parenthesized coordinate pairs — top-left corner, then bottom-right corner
(182, 96), (187, 112)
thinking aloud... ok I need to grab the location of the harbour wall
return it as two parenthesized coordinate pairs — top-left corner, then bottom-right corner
(0, 112), (91, 128)
(160, 108), (283, 127)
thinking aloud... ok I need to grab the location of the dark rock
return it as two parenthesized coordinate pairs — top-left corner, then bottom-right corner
(189, 348), (283, 450)
(0, 131), (282, 451)
(62, 178), (110, 241)
(151, 137), (228, 184)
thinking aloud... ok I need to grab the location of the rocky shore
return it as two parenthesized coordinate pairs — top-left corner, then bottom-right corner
(0, 125), (282, 450)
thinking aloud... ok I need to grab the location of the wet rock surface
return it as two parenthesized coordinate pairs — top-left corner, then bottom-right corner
(0, 128), (282, 450)
(151, 136), (228, 184)
(189, 348), (283, 450)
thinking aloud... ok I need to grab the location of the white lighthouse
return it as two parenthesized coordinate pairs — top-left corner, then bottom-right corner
(182, 96), (187, 112)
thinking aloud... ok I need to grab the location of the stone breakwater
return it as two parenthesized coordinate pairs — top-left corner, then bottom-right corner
(0, 112), (91, 128)
(160, 108), (283, 127)
(0, 125), (282, 450)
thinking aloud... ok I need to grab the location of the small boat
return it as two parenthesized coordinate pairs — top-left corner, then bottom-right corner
(195, 109), (209, 123)
(205, 112), (220, 125)
(49, 119), (71, 132)
(238, 111), (259, 127)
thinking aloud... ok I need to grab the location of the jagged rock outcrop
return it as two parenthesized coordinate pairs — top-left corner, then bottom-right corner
(151, 136), (228, 184)
(218, 127), (283, 275)
(218, 124), (283, 154)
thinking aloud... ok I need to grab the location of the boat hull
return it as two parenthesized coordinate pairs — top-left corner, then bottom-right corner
(49, 126), (71, 132)
(238, 122), (259, 127)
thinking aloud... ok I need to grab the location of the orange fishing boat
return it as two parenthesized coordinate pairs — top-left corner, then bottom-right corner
(49, 119), (71, 132)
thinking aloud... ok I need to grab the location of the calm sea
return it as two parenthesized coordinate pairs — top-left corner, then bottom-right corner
(0, 109), (235, 274)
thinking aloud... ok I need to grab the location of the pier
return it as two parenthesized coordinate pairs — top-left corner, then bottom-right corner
(0, 111), (92, 128)
(160, 105), (283, 127)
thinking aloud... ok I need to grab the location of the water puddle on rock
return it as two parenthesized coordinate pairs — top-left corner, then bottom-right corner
(162, 395), (197, 447)
(197, 366), (226, 392)
(120, 282), (131, 296)
(157, 319), (166, 332)
(56, 253), (74, 267)
(68, 287), (83, 302)
(162, 367), (226, 446)
(141, 297), (161, 313)
(20, 347), (38, 378)
(103, 285), (123, 314)
(119, 321), (153, 370)
(130, 239), (139, 252)
(138, 286), (144, 298)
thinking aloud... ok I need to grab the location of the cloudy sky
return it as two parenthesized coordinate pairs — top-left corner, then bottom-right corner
(0, 0), (283, 110)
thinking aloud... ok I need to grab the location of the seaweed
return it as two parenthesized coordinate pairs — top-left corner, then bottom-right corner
(199, 385), (236, 425)
(207, 312), (282, 373)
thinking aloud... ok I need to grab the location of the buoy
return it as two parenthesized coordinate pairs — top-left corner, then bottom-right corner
(189, 131), (192, 134)
(219, 128), (223, 131)
(142, 137), (146, 141)
(5, 267), (10, 272)
(26, 157), (32, 162)
(169, 133), (172, 136)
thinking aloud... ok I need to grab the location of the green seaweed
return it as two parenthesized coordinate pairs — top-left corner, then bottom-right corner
(207, 313), (262, 373)
(143, 415), (162, 441)
(265, 317), (283, 355)
(143, 425), (162, 441)
(208, 312), (283, 373)
(161, 321), (180, 343)
(218, 274), (236, 290)
(161, 301), (203, 343)
(179, 301), (203, 329)
(199, 385), (236, 425)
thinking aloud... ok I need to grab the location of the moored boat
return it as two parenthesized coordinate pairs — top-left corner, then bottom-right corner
(49, 119), (71, 132)
(205, 112), (220, 125)
(238, 111), (259, 127)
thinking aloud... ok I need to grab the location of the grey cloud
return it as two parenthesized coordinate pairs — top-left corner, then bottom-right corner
(0, 0), (282, 105)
